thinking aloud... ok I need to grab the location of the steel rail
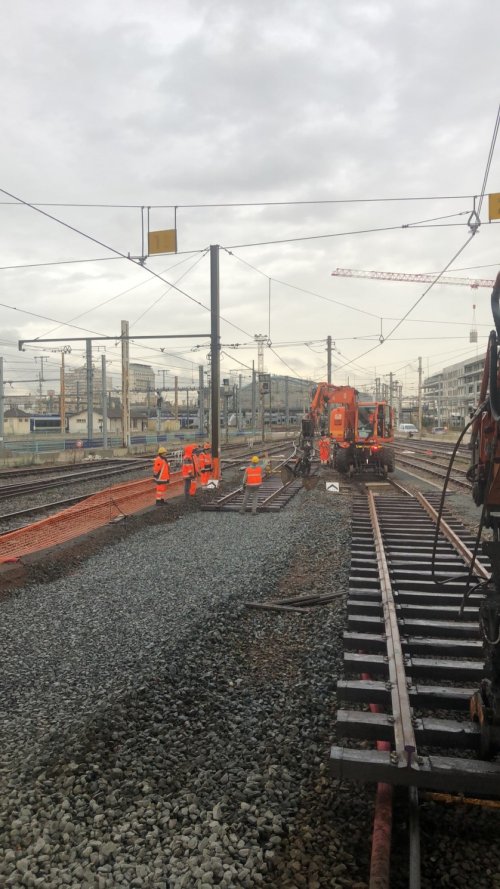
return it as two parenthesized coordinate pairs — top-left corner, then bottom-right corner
(259, 478), (296, 506)
(395, 455), (471, 490)
(415, 491), (490, 581)
(367, 490), (418, 769)
(0, 462), (149, 500)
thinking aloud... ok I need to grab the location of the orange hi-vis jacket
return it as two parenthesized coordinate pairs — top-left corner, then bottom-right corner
(245, 464), (263, 486)
(199, 450), (213, 473)
(319, 439), (330, 459)
(182, 457), (195, 478)
(153, 455), (170, 482)
(181, 443), (198, 478)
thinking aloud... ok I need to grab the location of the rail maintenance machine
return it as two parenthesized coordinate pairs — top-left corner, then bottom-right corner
(309, 382), (395, 477)
(467, 270), (500, 756)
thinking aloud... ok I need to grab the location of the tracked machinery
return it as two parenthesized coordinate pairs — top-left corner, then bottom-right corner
(309, 382), (395, 477)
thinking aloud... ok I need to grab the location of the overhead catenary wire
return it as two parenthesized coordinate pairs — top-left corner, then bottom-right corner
(224, 248), (496, 328)
(224, 219), (477, 251)
(0, 186), (253, 340)
(224, 248), (382, 319)
(334, 231), (478, 373)
(0, 193), (481, 209)
(37, 251), (207, 341)
(130, 251), (209, 328)
(477, 104), (500, 216)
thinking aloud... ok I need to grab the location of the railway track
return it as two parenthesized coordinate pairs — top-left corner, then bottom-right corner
(203, 443), (307, 512)
(395, 436), (470, 460)
(0, 458), (149, 499)
(0, 440), (298, 533)
(394, 444), (471, 490)
(330, 487), (500, 887)
(202, 474), (304, 512)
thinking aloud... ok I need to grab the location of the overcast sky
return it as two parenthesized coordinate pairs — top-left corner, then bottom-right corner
(2, 0), (500, 399)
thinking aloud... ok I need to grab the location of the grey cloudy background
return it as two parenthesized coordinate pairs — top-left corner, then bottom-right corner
(1, 0), (500, 396)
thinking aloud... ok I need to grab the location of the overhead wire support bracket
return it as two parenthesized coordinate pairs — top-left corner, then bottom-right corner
(467, 197), (481, 236)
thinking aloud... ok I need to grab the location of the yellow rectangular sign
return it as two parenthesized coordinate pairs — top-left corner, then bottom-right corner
(489, 193), (500, 221)
(148, 229), (177, 254)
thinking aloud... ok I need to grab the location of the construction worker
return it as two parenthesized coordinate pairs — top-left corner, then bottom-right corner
(152, 446), (170, 505)
(319, 436), (331, 466)
(199, 441), (213, 486)
(181, 443), (198, 500)
(240, 455), (263, 515)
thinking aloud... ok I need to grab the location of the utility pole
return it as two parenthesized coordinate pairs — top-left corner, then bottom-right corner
(255, 334), (268, 442)
(174, 376), (179, 419)
(121, 320), (130, 448)
(156, 389), (162, 434)
(186, 389), (190, 430)
(327, 335), (332, 384)
(261, 383), (265, 443)
(205, 366), (211, 435)
(60, 351), (66, 435)
(251, 362), (256, 433)
(210, 245), (221, 477)
(0, 358), (4, 443)
(418, 356), (423, 437)
(198, 365), (204, 436)
(86, 339), (93, 442)
(238, 373), (242, 431)
(101, 353), (108, 448)
(269, 376), (272, 434)
(35, 356), (46, 404)
(389, 372), (393, 409)
(223, 378), (229, 445)
(285, 376), (289, 426)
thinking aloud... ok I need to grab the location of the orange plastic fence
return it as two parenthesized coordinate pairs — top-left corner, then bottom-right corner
(0, 471), (185, 564)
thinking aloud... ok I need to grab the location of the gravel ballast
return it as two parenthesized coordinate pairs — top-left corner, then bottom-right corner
(1, 482), (368, 889)
(2, 472), (500, 888)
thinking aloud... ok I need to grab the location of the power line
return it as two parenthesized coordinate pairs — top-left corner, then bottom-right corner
(0, 193), (480, 209)
(225, 249), (381, 319)
(37, 252), (204, 341)
(130, 252), (208, 328)
(0, 186), (253, 339)
(477, 104), (500, 216)
(224, 219), (474, 250)
(268, 346), (302, 378)
(333, 230), (479, 375)
(0, 249), (206, 272)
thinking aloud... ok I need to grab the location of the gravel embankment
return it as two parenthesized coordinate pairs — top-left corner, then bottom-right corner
(0, 481), (370, 889)
(2, 471), (500, 889)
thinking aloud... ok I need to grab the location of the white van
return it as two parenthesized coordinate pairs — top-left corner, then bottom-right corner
(398, 423), (418, 437)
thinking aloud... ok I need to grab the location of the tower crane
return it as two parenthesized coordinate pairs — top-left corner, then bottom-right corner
(331, 268), (495, 289)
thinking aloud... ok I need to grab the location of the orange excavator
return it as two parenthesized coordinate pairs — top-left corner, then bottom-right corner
(308, 382), (395, 476)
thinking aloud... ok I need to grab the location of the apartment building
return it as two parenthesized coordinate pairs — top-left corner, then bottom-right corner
(423, 354), (484, 426)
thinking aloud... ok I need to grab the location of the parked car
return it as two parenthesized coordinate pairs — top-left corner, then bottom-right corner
(398, 423), (418, 437)
(432, 426), (446, 434)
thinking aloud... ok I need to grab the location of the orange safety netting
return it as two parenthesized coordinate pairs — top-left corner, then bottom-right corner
(0, 471), (186, 564)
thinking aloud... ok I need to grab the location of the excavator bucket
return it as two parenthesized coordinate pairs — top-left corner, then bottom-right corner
(281, 465), (295, 484)
(302, 475), (319, 491)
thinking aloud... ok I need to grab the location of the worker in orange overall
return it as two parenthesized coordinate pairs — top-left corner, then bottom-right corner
(181, 443), (198, 500)
(240, 455), (263, 515)
(152, 446), (171, 505)
(318, 436), (331, 466)
(199, 441), (213, 486)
